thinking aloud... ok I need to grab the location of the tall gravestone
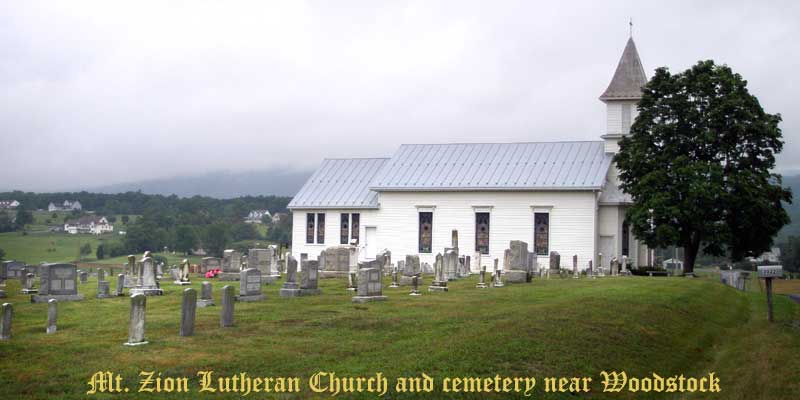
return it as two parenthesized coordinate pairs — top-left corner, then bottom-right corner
(116, 274), (125, 296)
(237, 268), (265, 302)
(79, 271), (88, 284)
(124, 294), (148, 346)
(299, 258), (321, 296)
(504, 241), (530, 283)
(476, 265), (488, 288)
(249, 248), (279, 284)
(21, 272), (38, 294)
(124, 255), (137, 288)
(46, 299), (57, 334)
(573, 255), (579, 278)
(130, 256), (163, 296)
(174, 259), (191, 285)
(0, 303), (12, 340)
(400, 255), (420, 286)
(32, 263), (84, 303)
(444, 250), (459, 281)
(280, 255), (302, 297)
(319, 246), (351, 278)
(220, 285), (235, 327)
(198, 281), (214, 307)
(429, 253), (448, 292)
(409, 274), (421, 296)
(352, 267), (387, 303)
(180, 288), (197, 337)
(549, 252), (561, 276)
(219, 249), (241, 281)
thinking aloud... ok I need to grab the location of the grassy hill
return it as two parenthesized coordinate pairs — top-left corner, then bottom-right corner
(0, 275), (797, 399)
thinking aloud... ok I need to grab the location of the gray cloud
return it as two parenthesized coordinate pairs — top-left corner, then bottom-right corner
(2, 0), (798, 191)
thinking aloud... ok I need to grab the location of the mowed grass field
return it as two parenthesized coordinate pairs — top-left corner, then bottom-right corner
(1, 275), (798, 399)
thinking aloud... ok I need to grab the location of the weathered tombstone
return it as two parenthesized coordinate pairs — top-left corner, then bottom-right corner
(220, 285), (234, 327)
(249, 248), (277, 284)
(451, 229), (459, 251)
(32, 263), (84, 303)
(428, 253), (448, 292)
(620, 255), (631, 276)
(130, 256), (163, 296)
(421, 262), (434, 274)
(156, 262), (164, 279)
(410, 275), (421, 296)
(180, 288), (197, 336)
(115, 274), (125, 296)
(21, 272), (38, 294)
(3, 261), (26, 279)
(96, 280), (112, 299)
(389, 266), (400, 288)
(124, 294), (148, 346)
(97, 269), (105, 282)
(237, 268), (265, 302)
(589, 260), (595, 279)
(610, 257), (620, 276)
(444, 249), (459, 281)
(46, 299), (57, 334)
(198, 281), (214, 307)
(549, 251), (560, 275)
(79, 271), (88, 284)
(573, 255), (579, 278)
(526, 253), (537, 282)
(378, 249), (393, 275)
(504, 241), (529, 283)
(173, 259), (191, 285)
(299, 258), (321, 296)
(169, 267), (180, 281)
(352, 267), (387, 303)
(0, 303), (12, 340)
(472, 252), (482, 275)
(476, 265), (488, 288)
(598, 253), (606, 277)
(400, 255), (420, 285)
(493, 259), (504, 287)
(279, 255), (302, 297)
(219, 249), (241, 281)
(201, 257), (221, 274)
(319, 246), (351, 278)
(124, 255), (137, 288)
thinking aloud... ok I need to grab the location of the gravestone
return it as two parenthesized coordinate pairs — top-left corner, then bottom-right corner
(180, 288), (197, 337)
(3, 261), (26, 279)
(299, 259), (321, 296)
(124, 294), (148, 346)
(237, 268), (265, 302)
(400, 255), (421, 286)
(0, 303), (12, 340)
(389, 266), (400, 288)
(589, 260), (595, 279)
(220, 285), (235, 327)
(620, 255), (631, 276)
(169, 267), (180, 281)
(156, 262), (164, 279)
(504, 241), (529, 283)
(610, 257), (620, 276)
(573, 255), (579, 278)
(96, 280), (112, 299)
(279, 255), (302, 297)
(115, 274), (125, 296)
(428, 253), (448, 292)
(249, 248), (279, 284)
(526, 253), (537, 282)
(130, 256), (163, 296)
(201, 257), (221, 274)
(421, 262), (434, 274)
(377, 249), (393, 275)
(476, 265), (488, 288)
(319, 246), (351, 278)
(492, 259), (504, 287)
(598, 253), (606, 277)
(79, 271), (88, 284)
(46, 299), (57, 334)
(124, 255), (137, 288)
(98, 269), (105, 282)
(549, 251), (561, 274)
(472, 252), (482, 275)
(219, 249), (241, 281)
(410, 274), (421, 296)
(21, 272), (38, 294)
(444, 250), (459, 281)
(198, 281), (214, 307)
(174, 259), (191, 285)
(352, 267), (387, 303)
(31, 263), (85, 303)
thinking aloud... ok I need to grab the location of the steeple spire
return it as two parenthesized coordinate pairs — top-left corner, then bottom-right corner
(599, 35), (647, 101)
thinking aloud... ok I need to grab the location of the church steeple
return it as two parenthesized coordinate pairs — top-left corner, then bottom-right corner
(600, 35), (647, 153)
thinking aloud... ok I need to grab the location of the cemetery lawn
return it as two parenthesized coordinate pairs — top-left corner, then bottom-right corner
(1, 276), (798, 399)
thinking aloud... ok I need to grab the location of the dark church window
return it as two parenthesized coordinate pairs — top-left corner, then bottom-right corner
(316, 213), (325, 244)
(622, 221), (630, 257)
(351, 213), (360, 244)
(340, 213), (349, 244)
(306, 213), (315, 244)
(419, 212), (433, 253)
(475, 213), (490, 254)
(534, 212), (549, 256)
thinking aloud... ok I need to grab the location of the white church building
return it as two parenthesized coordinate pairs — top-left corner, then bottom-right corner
(289, 36), (652, 271)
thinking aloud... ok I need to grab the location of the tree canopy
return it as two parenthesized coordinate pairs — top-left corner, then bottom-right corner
(616, 60), (792, 273)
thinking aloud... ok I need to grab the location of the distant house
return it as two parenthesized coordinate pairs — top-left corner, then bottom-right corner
(0, 200), (20, 209)
(48, 200), (82, 212)
(245, 209), (271, 224)
(64, 215), (113, 235)
(748, 247), (781, 264)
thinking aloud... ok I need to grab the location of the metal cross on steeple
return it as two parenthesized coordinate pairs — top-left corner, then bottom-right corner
(629, 18), (633, 37)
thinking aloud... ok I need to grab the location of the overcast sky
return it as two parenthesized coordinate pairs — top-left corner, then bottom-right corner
(2, 1), (798, 192)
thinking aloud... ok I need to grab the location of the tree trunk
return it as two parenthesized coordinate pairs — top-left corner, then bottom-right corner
(683, 234), (701, 275)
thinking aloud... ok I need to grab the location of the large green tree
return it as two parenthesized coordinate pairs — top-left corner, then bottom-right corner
(616, 60), (792, 274)
(174, 225), (198, 255)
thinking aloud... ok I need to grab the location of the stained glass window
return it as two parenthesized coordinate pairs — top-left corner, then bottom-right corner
(351, 213), (360, 244)
(419, 212), (433, 253)
(475, 213), (490, 254)
(316, 213), (325, 244)
(306, 213), (315, 244)
(534, 212), (549, 256)
(340, 213), (350, 244)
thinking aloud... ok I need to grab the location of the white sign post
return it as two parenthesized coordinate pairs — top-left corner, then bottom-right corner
(757, 265), (783, 323)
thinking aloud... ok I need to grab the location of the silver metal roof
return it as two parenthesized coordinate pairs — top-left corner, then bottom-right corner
(288, 158), (388, 209)
(369, 141), (612, 191)
(599, 37), (647, 101)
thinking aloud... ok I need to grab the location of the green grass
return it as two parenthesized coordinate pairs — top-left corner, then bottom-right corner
(0, 275), (797, 399)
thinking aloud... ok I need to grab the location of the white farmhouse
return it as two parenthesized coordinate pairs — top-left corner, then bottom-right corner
(64, 215), (114, 235)
(289, 36), (653, 270)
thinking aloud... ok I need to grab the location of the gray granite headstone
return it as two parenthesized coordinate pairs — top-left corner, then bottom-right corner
(279, 255), (304, 297)
(0, 303), (12, 340)
(476, 265), (488, 288)
(79, 271), (88, 284)
(130, 256), (163, 296)
(549, 251), (561, 270)
(116, 274), (125, 296)
(198, 281), (214, 307)
(124, 294), (147, 346)
(220, 285), (234, 327)
(219, 250), (241, 281)
(429, 253), (448, 292)
(96, 280), (112, 299)
(97, 269), (105, 282)
(21, 272), (38, 294)
(444, 250), (459, 281)
(180, 288), (197, 337)
(237, 268), (264, 302)
(32, 263), (84, 303)
(46, 299), (57, 334)
(352, 267), (387, 303)
(300, 259), (320, 293)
